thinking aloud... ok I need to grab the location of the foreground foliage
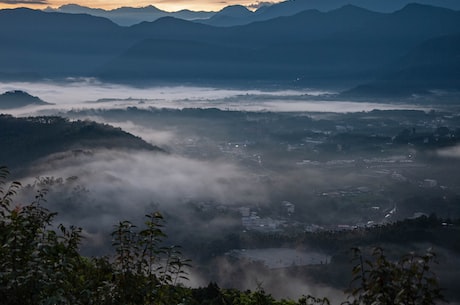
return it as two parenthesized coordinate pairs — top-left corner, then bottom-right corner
(0, 166), (189, 305)
(0, 166), (446, 305)
(344, 247), (445, 305)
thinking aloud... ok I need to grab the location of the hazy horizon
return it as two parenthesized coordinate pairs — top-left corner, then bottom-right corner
(0, 0), (282, 12)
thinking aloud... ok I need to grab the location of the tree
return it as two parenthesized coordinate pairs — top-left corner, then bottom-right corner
(0, 166), (190, 305)
(343, 247), (445, 305)
(0, 166), (84, 305)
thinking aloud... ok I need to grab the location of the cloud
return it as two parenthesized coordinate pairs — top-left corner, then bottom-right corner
(247, 1), (275, 10)
(437, 145), (460, 158)
(16, 148), (268, 253)
(32, 148), (267, 204)
(205, 256), (345, 301)
(0, 0), (48, 4)
(78, 117), (178, 147)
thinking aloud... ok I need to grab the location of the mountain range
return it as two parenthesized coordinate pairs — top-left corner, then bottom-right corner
(44, 4), (215, 26)
(45, 0), (460, 27)
(198, 0), (460, 27)
(1, 3), (460, 96)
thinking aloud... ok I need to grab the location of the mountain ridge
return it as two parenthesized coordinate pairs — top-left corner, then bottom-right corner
(43, 0), (460, 27)
(1, 4), (460, 92)
(342, 33), (460, 98)
(200, 0), (460, 26)
(44, 3), (215, 26)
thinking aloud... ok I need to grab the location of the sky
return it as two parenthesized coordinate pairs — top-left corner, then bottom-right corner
(0, 0), (280, 11)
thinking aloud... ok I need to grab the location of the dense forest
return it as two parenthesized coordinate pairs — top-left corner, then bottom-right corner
(0, 166), (449, 305)
(0, 114), (162, 174)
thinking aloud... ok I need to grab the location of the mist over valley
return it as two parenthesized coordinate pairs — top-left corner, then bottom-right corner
(1, 1), (460, 303)
(1, 82), (460, 301)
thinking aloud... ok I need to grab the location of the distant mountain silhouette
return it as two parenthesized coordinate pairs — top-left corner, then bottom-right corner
(342, 33), (460, 97)
(98, 4), (460, 88)
(45, 3), (106, 14)
(127, 16), (222, 42)
(0, 8), (121, 77)
(199, 0), (460, 27)
(2, 4), (460, 90)
(198, 5), (253, 27)
(44, 1), (460, 27)
(45, 3), (215, 26)
(0, 90), (50, 109)
(257, 0), (460, 14)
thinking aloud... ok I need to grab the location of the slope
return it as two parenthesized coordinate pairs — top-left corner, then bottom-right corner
(99, 4), (460, 87)
(2, 4), (460, 88)
(343, 33), (460, 97)
(0, 114), (163, 173)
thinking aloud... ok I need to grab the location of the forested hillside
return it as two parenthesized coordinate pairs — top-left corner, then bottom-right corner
(0, 115), (162, 173)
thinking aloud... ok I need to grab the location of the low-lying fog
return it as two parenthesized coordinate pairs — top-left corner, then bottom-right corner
(2, 80), (459, 302)
(0, 80), (428, 117)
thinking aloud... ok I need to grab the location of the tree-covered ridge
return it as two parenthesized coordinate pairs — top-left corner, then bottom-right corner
(0, 90), (51, 109)
(0, 167), (446, 305)
(0, 114), (163, 172)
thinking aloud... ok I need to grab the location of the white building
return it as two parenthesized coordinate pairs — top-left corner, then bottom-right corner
(282, 201), (295, 214)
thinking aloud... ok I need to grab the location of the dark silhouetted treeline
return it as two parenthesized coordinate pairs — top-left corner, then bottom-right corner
(0, 114), (162, 173)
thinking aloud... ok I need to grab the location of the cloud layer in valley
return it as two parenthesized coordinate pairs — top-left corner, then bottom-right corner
(16, 148), (268, 251)
(0, 81), (426, 118)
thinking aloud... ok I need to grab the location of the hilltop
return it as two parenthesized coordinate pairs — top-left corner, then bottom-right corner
(0, 90), (51, 109)
(0, 114), (163, 174)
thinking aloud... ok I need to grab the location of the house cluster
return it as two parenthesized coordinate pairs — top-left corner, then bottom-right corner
(241, 213), (280, 232)
(238, 201), (296, 232)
